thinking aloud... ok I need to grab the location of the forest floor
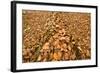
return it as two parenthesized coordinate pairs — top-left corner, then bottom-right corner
(22, 10), (91, 63)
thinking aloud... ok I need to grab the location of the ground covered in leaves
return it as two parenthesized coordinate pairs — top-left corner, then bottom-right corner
(22, 10), (91, 63)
